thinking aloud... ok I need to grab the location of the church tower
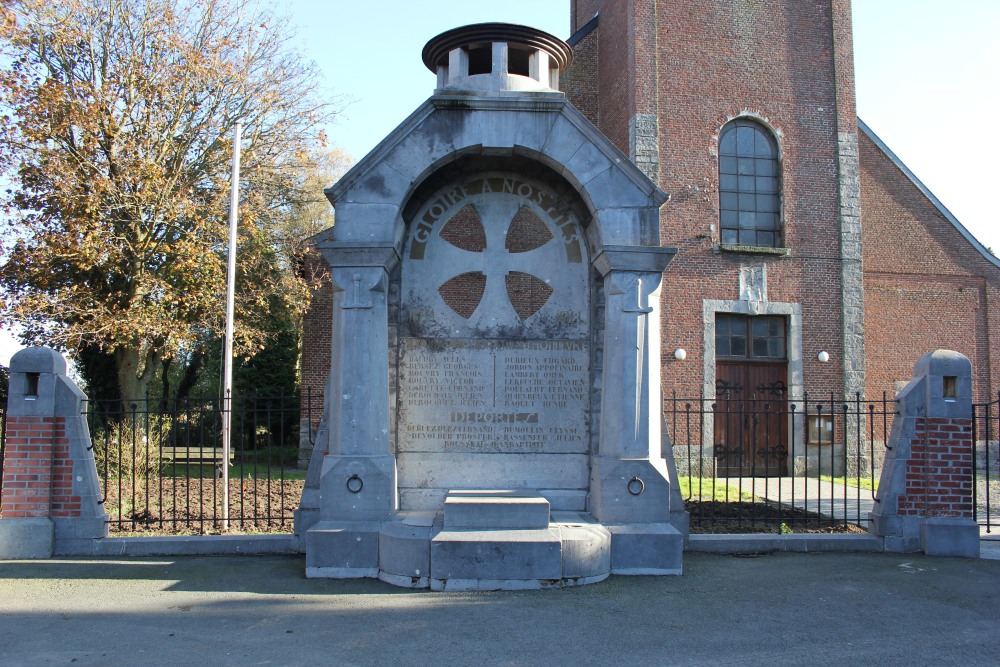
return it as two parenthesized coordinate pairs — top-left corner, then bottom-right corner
(564, 0), (865, 476)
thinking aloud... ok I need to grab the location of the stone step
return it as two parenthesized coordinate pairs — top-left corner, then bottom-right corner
(443, 489), (550, 529)
(430, 527), (563, 590)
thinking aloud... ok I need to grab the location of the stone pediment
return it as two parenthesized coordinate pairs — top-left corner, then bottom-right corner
(324, 95), (668, 250)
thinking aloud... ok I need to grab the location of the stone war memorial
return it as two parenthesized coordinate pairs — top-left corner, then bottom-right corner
(294, 23), (689, 589)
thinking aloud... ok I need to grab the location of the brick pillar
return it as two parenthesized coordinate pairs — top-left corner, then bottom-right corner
(870, 349), (979, 556)
(0, 347), (107, 558)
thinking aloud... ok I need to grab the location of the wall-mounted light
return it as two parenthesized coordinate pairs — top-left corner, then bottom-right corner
(674, 348), (687, 361)
(817, 351), (830, 363)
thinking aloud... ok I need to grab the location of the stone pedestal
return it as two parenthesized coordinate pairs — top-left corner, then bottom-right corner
(443, 490), (550, 529)
(870, 350), (979, 557)
(363, 491), (619, 590)
(588, 247), (687, 572)
(305, 521), (381, 579)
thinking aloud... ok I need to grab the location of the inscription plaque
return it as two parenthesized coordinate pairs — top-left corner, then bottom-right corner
(399, 338), (589, 455)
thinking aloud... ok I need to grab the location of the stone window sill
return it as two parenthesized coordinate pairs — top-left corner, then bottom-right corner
(718, 244), (789, 256)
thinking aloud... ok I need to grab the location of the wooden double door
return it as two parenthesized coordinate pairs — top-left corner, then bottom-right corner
(714, 361), (789, 477)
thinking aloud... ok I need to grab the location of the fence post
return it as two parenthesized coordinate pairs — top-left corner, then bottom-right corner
(0, 347), (107, 558)
(870, 349), (979, 557)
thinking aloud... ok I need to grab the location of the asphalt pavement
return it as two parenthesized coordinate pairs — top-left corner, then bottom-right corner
(2, 551), (999, 666)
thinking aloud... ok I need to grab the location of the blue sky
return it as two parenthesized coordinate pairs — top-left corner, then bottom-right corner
(284, 0), (997, 251)
(2, 1), (996, 363)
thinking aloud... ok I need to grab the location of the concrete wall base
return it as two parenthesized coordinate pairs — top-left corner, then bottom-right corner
(686, 533), (884, 554)
(0, 518), (55, 559)
(57, 534), (299, 557)
(922, 517), (980, 558)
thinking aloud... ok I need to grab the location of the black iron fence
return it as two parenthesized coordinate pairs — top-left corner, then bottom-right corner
(666, 391), (898, 532)
(4, 383), (990, 537)
(86, 390), (321, 534)
(972, 394), (1000, 534)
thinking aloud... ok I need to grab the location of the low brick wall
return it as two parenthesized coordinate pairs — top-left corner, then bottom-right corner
(0, 417), (76, 518)
(0, 347), (107, 558)
(897, 418), (974, 518)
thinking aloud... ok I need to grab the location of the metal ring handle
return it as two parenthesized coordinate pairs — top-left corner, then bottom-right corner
(346, 474), (364, 494)
(627, 476), (645, 496)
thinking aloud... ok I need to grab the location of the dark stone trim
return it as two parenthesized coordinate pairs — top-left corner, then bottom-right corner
(568, 14), (599, 47)
(719, 244), (790, 256)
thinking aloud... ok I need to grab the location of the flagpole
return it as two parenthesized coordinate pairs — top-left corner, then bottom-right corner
(222, 121), (241, 531)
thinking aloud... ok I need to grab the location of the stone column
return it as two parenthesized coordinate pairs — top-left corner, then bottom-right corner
(589, 246), (677, 523)
(870, 350), (979, 556)
(304, 243), (400, 578)
(317, 243), (400, 522)
(0, 347), (107, 558)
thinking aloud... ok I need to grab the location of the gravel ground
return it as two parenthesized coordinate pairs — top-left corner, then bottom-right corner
(101, 477), (304, 535)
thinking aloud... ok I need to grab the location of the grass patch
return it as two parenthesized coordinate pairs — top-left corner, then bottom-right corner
(818, 475), (878, 492)
(678, 476), (756, 502)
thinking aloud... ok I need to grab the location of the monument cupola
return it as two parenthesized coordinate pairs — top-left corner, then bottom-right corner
(422, 23), (572, 95)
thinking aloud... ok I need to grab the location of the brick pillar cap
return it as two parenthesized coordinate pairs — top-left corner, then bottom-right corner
(9, 346), (67, 375)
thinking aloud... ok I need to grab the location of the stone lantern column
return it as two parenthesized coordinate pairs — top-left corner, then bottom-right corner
(590, 245), (676, 524)
(0, 347), (107, 558)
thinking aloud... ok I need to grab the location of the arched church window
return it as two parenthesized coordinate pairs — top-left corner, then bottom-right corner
(718, 118), (781, 248)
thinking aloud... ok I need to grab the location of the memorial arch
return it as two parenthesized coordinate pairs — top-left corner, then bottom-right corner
(296, 23), (687, 588)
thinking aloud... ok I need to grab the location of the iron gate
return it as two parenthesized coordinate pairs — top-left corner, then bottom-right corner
(973, 394), (1000, 534)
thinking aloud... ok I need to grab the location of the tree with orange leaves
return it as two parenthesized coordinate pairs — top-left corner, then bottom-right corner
(0, 0), (344, 402)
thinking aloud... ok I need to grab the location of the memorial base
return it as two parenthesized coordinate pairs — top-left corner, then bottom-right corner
(303, 489), (681, 589)
(607, 523), (684, 575)
(305, 520), (380, 579)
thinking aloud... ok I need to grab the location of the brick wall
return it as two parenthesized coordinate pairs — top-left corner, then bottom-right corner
(897, 417), (974, 518)
(0, 416), (78, 519)
(571, 0), (601, 32)
(562, 22), (599, 126)
(588, 0), (632, 152)
(300, 249), (331, 426)
(650, 0), (847, 397)
(860, 130), (1000, 400)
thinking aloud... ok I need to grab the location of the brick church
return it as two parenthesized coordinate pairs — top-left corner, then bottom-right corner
(300, 0), (1000, 473)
